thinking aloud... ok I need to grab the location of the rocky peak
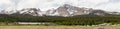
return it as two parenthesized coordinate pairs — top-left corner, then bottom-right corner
(18, 8), (43, 16)
(62, 4), (73, 8)
(9, 4), (120, 17)
(48, 4), (91, 17)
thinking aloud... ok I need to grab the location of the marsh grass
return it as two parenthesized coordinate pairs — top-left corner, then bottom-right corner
(0, 25), (120, 29)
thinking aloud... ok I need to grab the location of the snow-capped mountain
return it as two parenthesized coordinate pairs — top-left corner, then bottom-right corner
(46, 4), (91, 17)
(14, 8), (43, 16)
(45, 4), (114, 17)
(0, 9), (17, 14)
(1, 4), (120, 17)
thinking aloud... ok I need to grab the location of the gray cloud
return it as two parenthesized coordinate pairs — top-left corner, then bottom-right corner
(0, 0), (120, 12)
(109, 0), (120, 3)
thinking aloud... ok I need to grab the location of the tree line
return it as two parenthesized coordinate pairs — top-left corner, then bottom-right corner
(0, 14), (120, 25)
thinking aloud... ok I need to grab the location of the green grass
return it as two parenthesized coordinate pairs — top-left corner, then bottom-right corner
(0, 25), (120, 29)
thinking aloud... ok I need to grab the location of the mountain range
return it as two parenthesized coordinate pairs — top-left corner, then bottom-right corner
(0, 4), (120, 17)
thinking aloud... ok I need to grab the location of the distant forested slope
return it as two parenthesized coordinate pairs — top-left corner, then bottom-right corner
(0, 14), (120, 25)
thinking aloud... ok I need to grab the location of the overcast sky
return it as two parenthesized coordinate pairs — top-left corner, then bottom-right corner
(0, 0), (120, 12)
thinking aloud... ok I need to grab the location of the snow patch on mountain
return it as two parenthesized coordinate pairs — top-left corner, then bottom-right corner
(1, 4), (120, 17)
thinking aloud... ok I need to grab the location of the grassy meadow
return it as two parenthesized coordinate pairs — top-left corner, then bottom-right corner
(0, 25), (120, 29)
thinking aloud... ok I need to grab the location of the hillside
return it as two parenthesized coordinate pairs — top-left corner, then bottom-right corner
(0, 14), (120, 25)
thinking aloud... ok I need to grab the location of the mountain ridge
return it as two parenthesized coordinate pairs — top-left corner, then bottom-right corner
(1, 4), (120, 17)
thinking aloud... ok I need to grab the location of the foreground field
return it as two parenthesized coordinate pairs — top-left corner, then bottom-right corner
(0, 25), (120, 29)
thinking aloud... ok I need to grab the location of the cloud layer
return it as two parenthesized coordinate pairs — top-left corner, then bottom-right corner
(0, 0), (120, 12)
